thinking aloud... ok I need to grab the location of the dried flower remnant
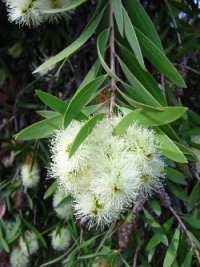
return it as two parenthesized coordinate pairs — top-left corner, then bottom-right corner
(21, 154), (40, 189)
(10, 247), (29, 267)
(19, 231), (39, 256)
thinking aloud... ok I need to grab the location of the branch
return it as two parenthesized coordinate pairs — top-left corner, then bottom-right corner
(158, 187), (200, 263)
(108, 0), (116, 116)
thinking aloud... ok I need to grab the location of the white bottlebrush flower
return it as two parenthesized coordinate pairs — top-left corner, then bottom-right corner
(37, 0), (73, 23)
(51, 227), (71, 251)
(191, 135), (200, 173)
(124, 123), (160, 158)
(53, 189), (73, 220)
(10, 247), (29, 267)
(91, 149), (140, 210)
(6, 0), (43, 27)
(49, 121), (96, 194)
(49, 116), (165, 228)
(21, 158), (40, 189)
(73, 192), (119, 229)
(19, 231), (39, 256)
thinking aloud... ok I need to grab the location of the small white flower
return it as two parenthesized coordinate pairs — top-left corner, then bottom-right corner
(10, 247), (29, 267)
(53, 189), (73, 220)
(191, 135), (200, 173)
(91, 150), (140, 210)
(19, 231), (39, 256)
(6, 0), (43, 27)
(73, 192), (119, 229)
(21, 160), (40, 189)
(51, 227), (71, 251)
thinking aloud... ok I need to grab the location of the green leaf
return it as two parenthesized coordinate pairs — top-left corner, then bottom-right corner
(146, 234), (162, 251)
(117, 87), (162, 111)
(113, 0), (124, 37)
(123, 8), (145, 70)
(97, 29), (118, 79)
(78, 60), (101, 91)
(150, 199), (161, 216)
(117, 56), (161, 107)
(44, 180), (58, 199)
(182, 216), (200, 229)
(0, 236), (10, 253)
(188, 183), (200, 212)
(63, 75), (107, 128)
(174, 142), (197, 161)
(165, 167), (187, 185)
(181, 251), (193, 267)
(155, 128), (187, 163)
(36, 110), (60, 119)
(163, 227), (180, 267)
(33, 6), (105, 73)
(113, 109), (142, 135)
(69, 113), (105, 158)
(124, 0), (164, 52)
(117, 43), (166, 106)
(82, 104), (104, 116)
(36, 90), (68, 114)
(135, 28), (186, 87)
(113, 107), (187, 135)
(41, 0), (87, 14)
(143, 208), (161, 228)
(15, 115), (63, 141)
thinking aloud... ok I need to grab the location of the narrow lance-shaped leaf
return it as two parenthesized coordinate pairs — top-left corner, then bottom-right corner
(155, 128), (187, 163)
(36, 90), (68, 114)
(69, 113), (105, 158)
(113, 0), (124, 37)
(36, 110), (60, 119)
(97, 29), (118, 80)
(113, 109), (142, 135)
(124, 0), (164, 52)
(113, 107), (187, 135)
(43, 180), (58, 200)
(117, 56), (162, 107)
(41, 0), (87, 14)
(33, 4), (106, 74)
(117, 86), (162, 111)
(123, 7), (145, 70)
(63, 75), (108, 128)
(15, 115), (63, 141)
(163, 227), (180, 267)
(135, 27), (186, 88)
(117, 42), (166, 106)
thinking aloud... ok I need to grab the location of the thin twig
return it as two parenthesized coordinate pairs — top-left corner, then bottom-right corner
(174, 63), (200, 75)
(169, 206), (200, 263)
(158, 188), (200, 264)
(165, 0), (182, 46)
(108, 0), (116, 116)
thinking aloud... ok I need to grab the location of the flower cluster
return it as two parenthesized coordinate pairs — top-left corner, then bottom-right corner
(10, 231), (39, 267)
(4, 0), (72, 27)
(49, 117), (165, 228)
